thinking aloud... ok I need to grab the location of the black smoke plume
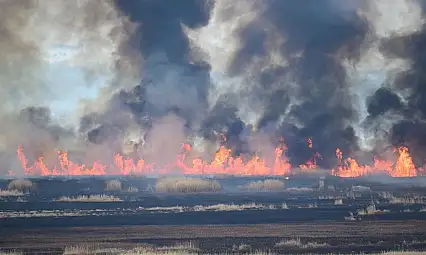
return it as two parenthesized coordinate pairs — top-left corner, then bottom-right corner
(82, 0), (426, 170)
(377, 20), (426, 166)
(3, 0), (426, 174)
(94, 0), (370, 168)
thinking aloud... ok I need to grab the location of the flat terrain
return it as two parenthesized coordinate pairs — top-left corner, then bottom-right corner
(2, 221), (426, 254)
(1, 175), (426, 254)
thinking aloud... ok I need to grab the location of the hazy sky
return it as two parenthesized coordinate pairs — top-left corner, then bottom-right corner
(44, 46), (107, 122)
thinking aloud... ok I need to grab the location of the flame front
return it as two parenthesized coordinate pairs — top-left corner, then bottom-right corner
(17, 145), (107, 176)
(12, 139), (420, 177)
(332, 146), (417, 177)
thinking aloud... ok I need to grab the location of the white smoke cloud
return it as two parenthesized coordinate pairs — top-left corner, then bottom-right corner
(0, 0), (142, 174)
(368, 0), (424, 38)
(0, 0), (141, 117)
(345, 0), (424, 150)
(184, 0), (289, 128)
(185, 0), (261, 75)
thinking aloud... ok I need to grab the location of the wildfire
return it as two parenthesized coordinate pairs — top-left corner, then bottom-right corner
(17, 146), (108, 176)
(299, 152), (322, 171)
(307, 137), (313, 149)
(299, 138), (322, 170)
(331, 146), (417, 177)
(11, 138), (420, 178)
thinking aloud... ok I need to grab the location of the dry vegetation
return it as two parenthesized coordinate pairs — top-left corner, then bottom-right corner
(357, 204), (390, 216)
(233, 243), (252, 253)
(0, 179), (33, 197)
(63, 244), (98, 255)
(155, 177), (221, 193)
(7, 179), (33, 192)
(144, 206), (185, 213)
(351, 186), (372, 192)
(285, 187), (314, 192)
(62, 242), (200, 255)
(60, 241), (425, 255)
(380, 253), (426, 255)
(0, 210), (86, 218)
(334, 199), (344, 205)
(5, 243), (425, 255)
(243, 179), (285, 192)
(0, 189), (24, 197)
(274, 238), (327, 249)
(126, 186), (139, 193)
(142, 202), (287, 213)
(319, 195), (345, 200)
(105, 180), (122, 191)
(389, 196), (426, 205)
(0, 203), (291, 219)
(56, 195), (121, 202)
(194, 203), (265, 212)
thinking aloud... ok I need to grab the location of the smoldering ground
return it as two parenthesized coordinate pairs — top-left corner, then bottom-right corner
(2, 0), (426, 175)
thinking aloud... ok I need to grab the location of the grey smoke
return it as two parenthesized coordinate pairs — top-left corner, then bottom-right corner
(4, 0), (426, 175)
(0, 0), (140, 174)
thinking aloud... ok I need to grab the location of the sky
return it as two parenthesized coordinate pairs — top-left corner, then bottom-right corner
(43, 45), (107, 123)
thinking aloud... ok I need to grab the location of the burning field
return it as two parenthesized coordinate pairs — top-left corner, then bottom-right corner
(3, 0), (426, 181)
(12, 139), (422, 178)
(3, 0), (426, 254)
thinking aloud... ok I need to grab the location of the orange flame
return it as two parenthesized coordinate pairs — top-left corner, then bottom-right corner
(332, 146), (417, 177)
(298, 137), (320, 170)
(12, 139), (420, 177)
(307, 137), (313, 149)
(14, 142), (293, 176)
(299, 152), (322, 171)
(17, 145), (107, 176)
(393, 146), (417, 177)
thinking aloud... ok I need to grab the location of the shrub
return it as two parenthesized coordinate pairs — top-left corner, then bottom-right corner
(155, 177), (221, 193)
(0, 189), (24, 197)
(233, 243), (251, 253)
(244, 179), (285, 192)
(334, 199), (343, 205)
(8, 179), (33, 192)
(104, 180), (122, 191)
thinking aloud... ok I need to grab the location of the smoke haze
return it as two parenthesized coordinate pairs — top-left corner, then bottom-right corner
(2, 0), (426, 175)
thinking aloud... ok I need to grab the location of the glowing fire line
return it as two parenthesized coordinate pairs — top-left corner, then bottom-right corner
(11, 138), (420, 177)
